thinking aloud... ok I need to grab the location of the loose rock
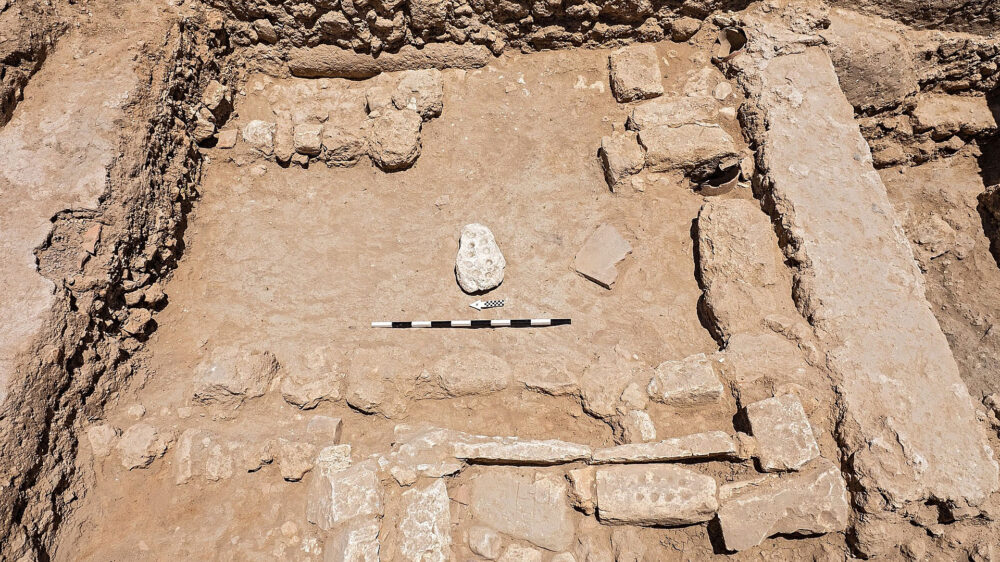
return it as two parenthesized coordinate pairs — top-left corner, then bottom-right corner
(647, 353), (723, 406)
(574, 224), (632, 289)
(745, 394), (820, 472)
(117, 423), (171, 470)
(455, 223), (506, 293)
(293, 123), (323, 156)
(193, 347), (280, 409)
(306, 459), (383, 530)
(85, 424), (119, 457)
(391, 69), (444, 121)
(608, 44), (663, 103)
(242, 120), (276, 155)
(599, 131), (645, 192)
(368, 108), (422, 171)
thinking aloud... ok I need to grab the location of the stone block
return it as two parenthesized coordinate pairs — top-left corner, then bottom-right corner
(470, 469), (574, 551)
(574, 224), (632, 289)
(647, 353), (723, 406)
(595, 464), (717, 525)
(591, 431), (738, 464)
(745, 394), (819, 472)
(609, 44), (663, 103)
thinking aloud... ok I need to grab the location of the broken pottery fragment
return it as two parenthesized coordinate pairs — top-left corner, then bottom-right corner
(574, 224), (631, 288)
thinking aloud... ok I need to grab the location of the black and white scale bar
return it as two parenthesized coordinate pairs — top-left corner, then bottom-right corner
(371, 319), (571, 328)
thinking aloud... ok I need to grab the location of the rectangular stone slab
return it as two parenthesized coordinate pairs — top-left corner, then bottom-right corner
(742, 46), (998, 507)
(595, 464), (718, 525)
(591, 431), (739, 464)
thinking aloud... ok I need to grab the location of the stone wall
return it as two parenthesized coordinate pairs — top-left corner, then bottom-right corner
(0, 16), (232, 560)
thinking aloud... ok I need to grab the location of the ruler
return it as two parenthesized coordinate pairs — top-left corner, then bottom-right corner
(371, 319), (571, 328)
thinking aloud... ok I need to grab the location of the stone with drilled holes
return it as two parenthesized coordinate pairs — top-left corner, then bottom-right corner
(471, 469), (574, 551)
(745, 394), (819, 472)
(609, 44), (663, 103)
(716, 459), (850, 551)
(595, 464), (718, 525)
(599, 131), (645, 192)
(455, 223), (506, 293)
(592, 431), (739, 464)
(575, 224), (632, 288)
(647, 353), (723, 406)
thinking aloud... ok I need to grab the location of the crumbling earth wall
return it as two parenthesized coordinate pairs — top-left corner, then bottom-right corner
(0, 16), (232, 560)
(0, 0), (63, 127)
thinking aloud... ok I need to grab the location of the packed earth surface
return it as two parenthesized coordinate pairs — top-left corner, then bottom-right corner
(2, 0), (1000, 560)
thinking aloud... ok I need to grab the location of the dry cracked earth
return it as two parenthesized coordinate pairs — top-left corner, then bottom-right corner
(2, 0), (1000, 560)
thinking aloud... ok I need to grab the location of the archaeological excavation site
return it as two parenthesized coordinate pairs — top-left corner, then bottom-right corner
(4, 0), (1000, 559)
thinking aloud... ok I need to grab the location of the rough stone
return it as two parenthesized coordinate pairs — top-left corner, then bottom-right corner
(117, 423), (170, 470)
(626, 96), (719, 131)
(273, 120), (294, 164)
(175, 429), (234, 485)
(716, 460), (850, 552)
(745, 394), (820, 472)
(275, 438), (318, 481)
(574, 224), (631, 288)
(737, 42), (998, 509)
(697, 199), (789, 340)
(595, 464), (717, 525)
(293, 123), (323, 156)
(455, 223), (506, 293)
(591, 431), (738, 464)
(470, 469), (574, 551)
(638, 123), (738, 180)
(216, 128), (237, 149)
(468, 525), (502, 560)
(345, 347), (410, 418)
(316, 444), (353, 472)
(252, 18), (278, 44)
(598, 131), (645, 192)
(610, 528), (646, 562)
(201, 79), (230, 119)
(279, 347), (344, 409)
(431, 349), (511, 396)
(306, 459), (383, 530)
(368, 108), (422, 171)
(608, 44), (663, 103)
(647, 353), (723, 406)
(619, 410), (656, 443)
(671, 17), (702, 42)
(912, 93), (997, 136)
(85, 424), (119, 458)
(192, 347), (280, 409)
(498, 546), (544, 562)
(410, 0), (451, 30)
(391, 69), (444, 121)
(242, 119), (275, 155)
(823, 8), (918, 110)
(306, 415), (344, 443)
(322, 121), (368, 167)
(551, 553), (576, 562)
(397, 480), (451, 561)
(323, 517), (380, 562)
(567, 466), (597, 515)
(192, 107), (216, 144)
(455, 436), (591, 465)
(389, 425), (467, 478)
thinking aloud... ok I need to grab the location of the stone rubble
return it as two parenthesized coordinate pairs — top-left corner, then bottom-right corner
(646, 353), (724, 406)
(591, 431), (739, 464)
(744, 394), (820, 472)
(574, 224), (632, 289)
(595, 464), (718, 526)
(715, 459), (850, 552)
(608, 44), (663, 103)
(367, 108), (423, 171)
(279, 347), (345, 410)
(274, 438), (318, 481)
(175, 429), (235, 484)
(455, 223), (506, 293)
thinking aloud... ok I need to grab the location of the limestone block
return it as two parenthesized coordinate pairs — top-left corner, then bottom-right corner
(647, 353), (723, 406)
(192, 347), (279, 409)
(470, 469), (574, 551)
(293, 123), (323, 156)
(117, 423), (171, 470)
(86, 424), (119, 458)
(399, 480), (451, 561)
(468, 525), (502, 559)
(368, 108), (422, 171)
(912, 93), (997, 136)
(323, 517), (380, 562)
(608, 44), (663, 102)
(306, 459), (383, 530)
(638, 123), (738, 179)
(392, 69), (444, 120)
(567, 466), (597, 515)
(595, 464), (718, 525)
(599, 131), (645, 192)
(455, 437), (591, 465)
(242, 120), (275, 155)
(431, 349), (511, 397)
(745, 394), (820, 472)
(591, 431), (738, 464)
(626, 96), (718, 131)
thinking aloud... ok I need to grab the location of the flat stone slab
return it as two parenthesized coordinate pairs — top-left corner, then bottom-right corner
(454, 437), (592, 465)
(626, 96), (719, 131)
(608, 44), (663, 103)
(716, 459), (850, 552)
(574, 224), (632, 288)
(306, 459), (383, 530)
(595, 465), (718, 526)
(638, 123), (738, 179)
(647, 353), (724, 406)
(740, 45), (998, 507)
(912, 93), (997, 136)
(591, 431), (739, 464)
(470, 469), (574, 551)
(745, 394), (819, 472)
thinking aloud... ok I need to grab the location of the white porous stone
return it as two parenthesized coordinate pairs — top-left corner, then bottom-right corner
(399, 480), (452, 561)
(455, 223), (506, 293)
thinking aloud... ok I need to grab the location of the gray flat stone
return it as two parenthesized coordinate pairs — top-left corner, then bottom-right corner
(591, 431), (739, 464)
(626, 96), (719, 131)
(638, 123), (737, 179)
(574, 224), (632, 289)
(455, 437), (591, 465)
(716, 459), (850, 551)
(745, 394), (819, 472)
(595, 464), (718, 526)
(608, 44), (663, 103)
(470, 469), (574, 551)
